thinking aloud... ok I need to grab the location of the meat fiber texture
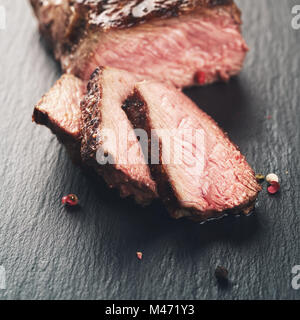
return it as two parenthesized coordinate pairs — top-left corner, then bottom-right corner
(30, 0), (248, 88)
(33, 74), (85, 164)
(122, 81), (261, 221)
(33, 69), (157, 205)
(33, 68), (261, 219)
(80, 67), (157, 204)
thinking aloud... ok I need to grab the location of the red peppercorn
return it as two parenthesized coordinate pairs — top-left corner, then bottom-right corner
(136, 252), (143, 260)
(267, 181), (280, 194)
(62, 194), (79, 206)
(196, 71), (206, 85)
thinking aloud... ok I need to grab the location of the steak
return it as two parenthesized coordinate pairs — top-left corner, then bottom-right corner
(33, 74), (85, 164)
(80, 66), (157, 204)
(30, 0), (248, 88)
(33, 69), (157, 205)
(122, 81), (261, 221)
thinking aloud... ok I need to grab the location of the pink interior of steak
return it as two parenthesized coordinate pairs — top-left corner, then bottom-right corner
(33, 74), (85, 139)
(65, 8), (248, 87)
(99, 68), (149, 168)
(81, 67), (157, 203)
(129, 81), (260, 218)
(33, 69), (157, 204)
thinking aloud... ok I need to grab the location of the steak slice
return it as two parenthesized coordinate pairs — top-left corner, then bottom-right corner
(122, 81), (261, 221)
(33, 70), (157, 205)
(33, 74), (85, 164)
(30, 0), (248, 88)
(81, 66), (158, 204)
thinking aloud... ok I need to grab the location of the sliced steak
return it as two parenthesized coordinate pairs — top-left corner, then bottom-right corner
(33, 70), (157, 205)
(33, 74), (85, 164)
(122, 81), (261, 221)
(80, 66), (157, 204)
(30, 0), (248, 88)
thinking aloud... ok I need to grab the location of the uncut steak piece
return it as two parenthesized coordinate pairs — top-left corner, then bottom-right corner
(33, 70), (157, 205)
(122, 81), (261, 221)
(30, 0), (248, 88)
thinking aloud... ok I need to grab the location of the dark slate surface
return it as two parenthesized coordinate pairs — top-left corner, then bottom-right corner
(0, 0), (299, 300)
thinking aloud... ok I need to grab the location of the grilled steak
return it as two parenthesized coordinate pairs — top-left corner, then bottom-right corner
(81, 66), (157, 204)
(30, 0), (248, 88)
(122, 81), (261, 221)
(33, 69), (157, 205)
(33, 74), (85, 164)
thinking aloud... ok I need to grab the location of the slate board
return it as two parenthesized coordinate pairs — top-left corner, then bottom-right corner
(0, 0), (299, 300)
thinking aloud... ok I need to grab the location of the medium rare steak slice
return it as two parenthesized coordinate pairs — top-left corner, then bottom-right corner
(33, 70), (157, 205)
(122, 81), (261, 220)
(33, 74), (85, 164)
(80, 66), (157, 204)
(30, 0), (248, 88)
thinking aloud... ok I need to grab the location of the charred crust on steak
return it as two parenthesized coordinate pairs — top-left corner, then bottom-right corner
(122, 89), (184, 216)
(121, 90), (149, 133)
(33, 104), (82, 165)
(30, 0), (241, 58)
(80, 66), (104, 165)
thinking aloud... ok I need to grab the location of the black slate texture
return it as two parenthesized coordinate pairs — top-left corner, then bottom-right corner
(0, 0), (299, 300)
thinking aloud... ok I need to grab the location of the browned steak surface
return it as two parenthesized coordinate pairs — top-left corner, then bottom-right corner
(30, 0), (246, 87)
(31, 0), (237, 36)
